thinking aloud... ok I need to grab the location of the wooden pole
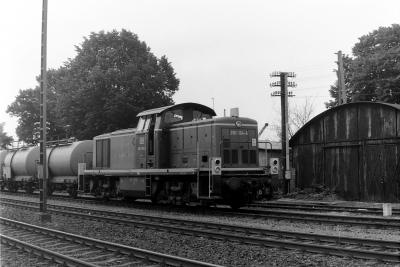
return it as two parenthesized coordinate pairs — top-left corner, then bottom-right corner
(39, 0), (48, 215)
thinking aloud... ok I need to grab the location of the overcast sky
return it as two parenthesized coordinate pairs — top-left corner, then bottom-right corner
(1, 0), (399, 140)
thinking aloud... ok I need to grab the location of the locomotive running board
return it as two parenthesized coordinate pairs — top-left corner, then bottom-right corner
(83, 168), (198, 176)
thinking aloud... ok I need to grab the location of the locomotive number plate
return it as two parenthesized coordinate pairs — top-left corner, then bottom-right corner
(230, 130), (248, 136)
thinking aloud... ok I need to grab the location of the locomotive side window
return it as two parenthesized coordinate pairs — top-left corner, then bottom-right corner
(249, 150), (257, 164)
(96, 139), (110, 168)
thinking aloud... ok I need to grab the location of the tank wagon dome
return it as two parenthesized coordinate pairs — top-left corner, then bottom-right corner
(48, 140), (93, 177)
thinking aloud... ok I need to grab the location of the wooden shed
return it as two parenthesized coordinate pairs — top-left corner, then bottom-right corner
(289, 102), (400, 202)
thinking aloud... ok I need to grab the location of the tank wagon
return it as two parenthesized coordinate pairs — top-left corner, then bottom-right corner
(0, 140), (92, 196)
(80, 102), (271, 208)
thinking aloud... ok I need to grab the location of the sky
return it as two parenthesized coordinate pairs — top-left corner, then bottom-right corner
(1, 0), (400, 141)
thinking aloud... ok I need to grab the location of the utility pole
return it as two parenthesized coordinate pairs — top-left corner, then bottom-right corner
(336, 51), (347, 105)
(270, 71), (296, 194)
(39, 0), (51, 222)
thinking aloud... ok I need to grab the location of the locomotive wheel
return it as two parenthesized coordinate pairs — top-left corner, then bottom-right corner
(229, 201), (242, 210)
(124, 196), (137, 202)
(263, 184), (273, 200)
(151, 196), (159, 204)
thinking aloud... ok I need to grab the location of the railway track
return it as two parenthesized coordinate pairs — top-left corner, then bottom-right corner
(1, 198), (399, 263)
(0, 217), (220, 267)
(249, 201), (400, 216)
(1, 193), (400, 229)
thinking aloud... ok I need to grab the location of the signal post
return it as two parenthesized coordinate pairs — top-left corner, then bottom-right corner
(270, 71), (296, 194)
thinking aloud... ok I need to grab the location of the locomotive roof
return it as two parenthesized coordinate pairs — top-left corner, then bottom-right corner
(94, 128), (136, 139)
(136, 102), (216, 117)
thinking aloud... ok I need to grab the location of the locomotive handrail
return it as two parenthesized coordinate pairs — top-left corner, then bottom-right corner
(84, 168), (199, 176)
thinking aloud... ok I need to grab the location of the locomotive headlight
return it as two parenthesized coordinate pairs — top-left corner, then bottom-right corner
(235, 121), (242, 128)
(211, 157), (222, 175)
(269, 158), (279, 175)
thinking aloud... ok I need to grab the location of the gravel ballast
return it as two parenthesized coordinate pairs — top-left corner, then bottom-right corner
(0, 204), (396, 267)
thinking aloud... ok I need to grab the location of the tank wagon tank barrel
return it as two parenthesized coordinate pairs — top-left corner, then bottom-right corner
(0, 139), (93, 196)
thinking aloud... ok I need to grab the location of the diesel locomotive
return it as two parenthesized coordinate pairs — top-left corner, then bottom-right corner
(0, 103), (271, 208)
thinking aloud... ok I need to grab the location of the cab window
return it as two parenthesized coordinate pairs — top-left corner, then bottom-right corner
(143, 116), (152, 131)
(164, 109), (184, 124)
(137, 117), (145, 131)
(193, 110), (211, 120)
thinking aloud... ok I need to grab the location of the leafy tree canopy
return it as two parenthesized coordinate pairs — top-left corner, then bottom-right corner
(326, 24), (400, 107)
(0, 123), (13, 149)
(8, 29), (179, 141)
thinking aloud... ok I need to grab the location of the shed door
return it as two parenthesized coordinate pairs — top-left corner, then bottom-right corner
(324, 146), (360, 200)
(363, 144), (400, 202)
(384, 145), (400, 202)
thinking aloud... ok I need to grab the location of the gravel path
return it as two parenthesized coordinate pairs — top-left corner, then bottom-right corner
(0, 204), (394, 267)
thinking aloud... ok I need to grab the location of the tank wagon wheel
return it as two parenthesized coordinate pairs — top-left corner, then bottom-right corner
(47, 187), (54, 196)
(25, 183), (34, 194)
(67, 186), (78, 198)
(8, 183), (18, 193)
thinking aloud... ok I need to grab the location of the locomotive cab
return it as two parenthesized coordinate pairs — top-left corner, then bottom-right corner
(135, 103), (216, 169)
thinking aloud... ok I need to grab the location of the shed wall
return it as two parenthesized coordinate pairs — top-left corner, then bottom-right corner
(291, 103), (400, 202)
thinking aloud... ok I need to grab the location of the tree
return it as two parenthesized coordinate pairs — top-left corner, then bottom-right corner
(325, 54), (354, 108)
(7, 72), (65, 143)
(288, 98), (316, 137)
(270, 98), (316, 141)
(8, 29), (179, 141)
(326, 24), (400, 107)
(0, 123), (13, 149)
(351, 24), (400, 103)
